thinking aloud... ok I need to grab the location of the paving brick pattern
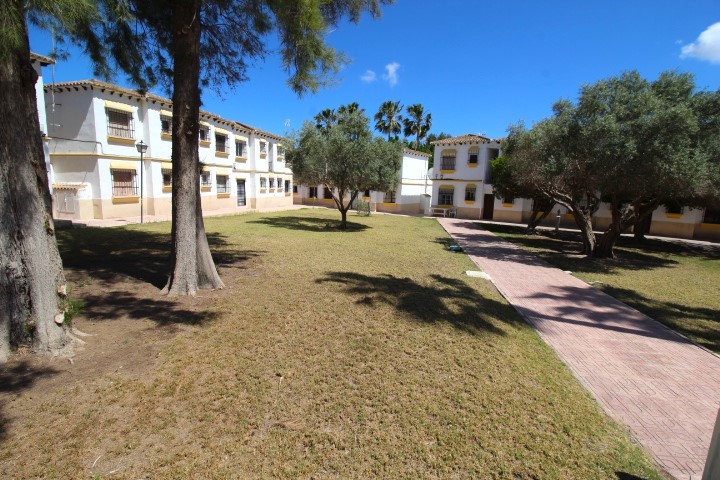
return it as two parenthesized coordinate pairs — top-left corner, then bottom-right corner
(439, 218), (720, 480)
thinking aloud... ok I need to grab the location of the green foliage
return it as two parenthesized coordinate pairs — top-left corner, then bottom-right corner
(374, 100), (403, 140)
(287, 105), (402, 224)
(402, 103), (432, 149)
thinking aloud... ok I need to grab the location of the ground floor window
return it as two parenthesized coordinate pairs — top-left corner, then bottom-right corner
(465, 186), (476, 201)
(269, 177), (276, 189)
(162, 169), (172, 187)
(703, 208), (720, 224)
(260, 177), (267, 189)
(201, 171), (212, 187)
(216, 175), (229, 193)
(665, 202), (684, 215)
(309, 186), (318, 198)
(293, 184), (298, 193)
(438, 188), (454, 206)
(111, 169), (137, 197)
(503, 196), (514, 205)
(285, 180), (291, 192)
(383, 191), (396, 203)
(364, 189), (370, 197)
(323, 187), (334, 199)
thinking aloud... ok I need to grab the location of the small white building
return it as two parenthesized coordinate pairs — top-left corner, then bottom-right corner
(44, 79), (292, 221)
(429, 134), (507, 220)
(30, 53), (54, 190)
(294, 148), (432, 215)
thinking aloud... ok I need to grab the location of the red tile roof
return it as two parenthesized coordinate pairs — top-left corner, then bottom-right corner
(430, 134), (500, 146)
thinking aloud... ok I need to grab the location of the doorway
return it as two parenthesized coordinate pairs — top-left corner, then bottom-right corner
(482, 194), (495, 220)
(236, 179), (246, 206)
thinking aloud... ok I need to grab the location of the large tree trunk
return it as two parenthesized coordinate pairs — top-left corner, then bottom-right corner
(526, 199), (555, 234)
(571, 207), (596, 256)
(0, 12), (73, 361)
(162, 1), (223, 296)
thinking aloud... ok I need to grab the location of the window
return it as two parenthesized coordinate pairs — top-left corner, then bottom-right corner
(323, 187), (334, 199)
(278, 179), (283, 192)
(441, 150), (456, 170)
(503, 196), (514, 205)
(292, 184), (298, 194)
(285, 180), (291, 192)
(160, 115), (172, 135)
(309, 186), (318, 198)
(162, 169), (172, 187)
(235, 140), (246, 157)
(383, 191), (396, 203)
(201, 170), (211, 187)
(465, 185), (476, 201)
(438, 188), (454, 206)
(269, 178), (275, 189)
(277, 146), (285, 157)
(468, 147), (479, 165)
(111, 169), (137, 197)
(217, 175), (229, 193)
(260, 141), (267, 153)
(215, 133), (228, 153)
(106, 109), (134, 138)
(260, 177), (267, 189)
(703, 208), (720, 224)
(364, 189), (370, 197)
(199, 126), (210, 142)
(666, 202), (684, 215)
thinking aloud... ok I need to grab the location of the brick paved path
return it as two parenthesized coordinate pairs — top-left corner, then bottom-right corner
(439, 218), (720, 480)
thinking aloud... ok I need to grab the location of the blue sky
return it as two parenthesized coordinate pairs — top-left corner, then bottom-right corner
(29, 0), (719, 140)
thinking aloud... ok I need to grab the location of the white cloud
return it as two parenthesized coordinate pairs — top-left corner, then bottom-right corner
(680, 22), (720, 64)
(382, 62), (400, 87)
(360, 70), (377, 83)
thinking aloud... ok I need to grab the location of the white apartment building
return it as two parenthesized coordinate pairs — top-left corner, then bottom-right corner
(44, 79), (292, 221)
(430, 134), (720, 241)
(293, 148), (432, 214)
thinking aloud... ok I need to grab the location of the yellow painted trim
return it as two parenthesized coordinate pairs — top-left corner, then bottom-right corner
(112, 196), (139, 204)
(700, 223), (720, 230)
(160, 162), (172, 170)
(362, 196), (370, 200)
(260, 188), (267, 193)
(216, 167), (232, 175)
(428, 178), (484, 183)
(438, 184), (455, 190)
(234, 135), (248, 142)
(464, 200), (476, 204)
(161, 132), (172, 140)
(468, 146), (480, 152)
(468, 163), (479, 168)
(201, 185), (212, 192)
(440, 169), (456, 174)
(502, 203), (514, 207)
(51, 153), (166, 161)
(665, 213), (682, 219)
(235, 156), (247, 162)
(109, 160), (138, 170)
(160, 109), (172, 117)
(437, 204), (453, 208)
(285, 192), (291, 197)
(441, 149), (457, 155)
(104, 100), (134, 113)
(215, 127), (230, 136)
(162, 186), (172, 193)
(563, 213), (575, 219)
(215, 151), (230, 158)
(382, 202), (397, 206)
(217, 193), (230, 199)
(260, 152), (267, 159)
(199, 140), (211, 148)
(107, 135), (136, 145)
(321, 198), (334, 203)
(199, 120), (210, 128)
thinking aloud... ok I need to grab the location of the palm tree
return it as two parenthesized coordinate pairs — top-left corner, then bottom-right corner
(338, 102), (363, 116)
(314, 108), (338, 132)
(374, 100), (403, 140)
(403, 103), (432, 149)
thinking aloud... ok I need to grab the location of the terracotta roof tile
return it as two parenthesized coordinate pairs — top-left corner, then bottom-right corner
(30, 52), (55, 66)
(44, 79), (283, 141)
(403, 148), (431, 157)
(430, 134), (500, 146)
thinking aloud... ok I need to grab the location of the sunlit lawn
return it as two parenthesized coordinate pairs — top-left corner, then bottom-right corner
(484, 223), (720, 353)
(0, 209), (665, 479)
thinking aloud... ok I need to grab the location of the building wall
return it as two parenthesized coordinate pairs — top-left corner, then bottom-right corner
(44, 84), (292, 220)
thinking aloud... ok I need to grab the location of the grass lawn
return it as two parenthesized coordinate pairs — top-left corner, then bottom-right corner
(0, 209), (665, 479)
(484, 223), (720, 354)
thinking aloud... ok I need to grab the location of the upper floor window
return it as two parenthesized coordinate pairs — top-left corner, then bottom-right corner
(216, 133), (228, 153)
(468, 147), (479, 165)
(235, 140), (246, 157)
(106, 109), (134, 138)
(199, 126), (210, 142)
(260, 141), (267, 153)
(160, 115), (172, 135)
(440, 150), (456, 171)
(277, 146), (285, 157)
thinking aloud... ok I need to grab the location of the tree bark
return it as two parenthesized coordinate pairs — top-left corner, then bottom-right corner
(0, 10), (72, 361)
(570, 206), (596, 256)
(162, 1), (223, 296)
(526, 200), (555, 234)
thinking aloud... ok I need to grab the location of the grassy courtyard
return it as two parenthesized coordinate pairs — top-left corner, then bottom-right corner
(0, 209), (664, 479)
(484, 223), (720, 353)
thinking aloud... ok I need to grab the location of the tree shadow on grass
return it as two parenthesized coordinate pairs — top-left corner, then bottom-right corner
(317, 272), (517, 336)
(57, 227), (262, 289)
(615, 473), (649, 480)
(247, 215), (369, 233)
(0, 362), (60, 442)
(79, 291), (218, 329)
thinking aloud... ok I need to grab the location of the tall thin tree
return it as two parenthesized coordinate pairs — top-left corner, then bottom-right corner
(403, 103), (432, 149)
(374, 100), (403, 140)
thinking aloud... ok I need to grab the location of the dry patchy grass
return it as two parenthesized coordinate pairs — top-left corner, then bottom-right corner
(0, 210), (665, 479)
